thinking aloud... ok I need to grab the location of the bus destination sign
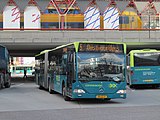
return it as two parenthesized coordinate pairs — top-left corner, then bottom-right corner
(78, 43), (123, 53)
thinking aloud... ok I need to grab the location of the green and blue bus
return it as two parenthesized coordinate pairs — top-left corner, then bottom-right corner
(128, 49), (160, 88)
(35, 42), (127, 101)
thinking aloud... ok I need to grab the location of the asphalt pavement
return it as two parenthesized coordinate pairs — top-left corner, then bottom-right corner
(0, 78), (160, 120)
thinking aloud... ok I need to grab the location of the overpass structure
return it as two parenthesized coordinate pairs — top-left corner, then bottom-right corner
(0, 0), (160, 56)
(0, 30), (160, 56)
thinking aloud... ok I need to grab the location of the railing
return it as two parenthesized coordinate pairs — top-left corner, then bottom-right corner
(0, 28), (159, 31)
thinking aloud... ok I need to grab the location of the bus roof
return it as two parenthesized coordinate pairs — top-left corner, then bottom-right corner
(0, 44), (6, 48)
(50, 41), (126, 53)
(35, 41), (126, 57)
(129, 49), (159, 54)
(35, 49), (51, 57)
(129, 49), (160, 67)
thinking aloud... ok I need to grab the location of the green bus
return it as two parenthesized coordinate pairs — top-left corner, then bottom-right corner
(35, 42), (127, 101)
(128, 49), (160, 88)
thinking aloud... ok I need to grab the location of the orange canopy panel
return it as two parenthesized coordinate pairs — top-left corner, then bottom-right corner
(41, 14), (83, 23)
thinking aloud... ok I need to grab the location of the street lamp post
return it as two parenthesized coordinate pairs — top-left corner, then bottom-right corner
(148, 0), (153, 39)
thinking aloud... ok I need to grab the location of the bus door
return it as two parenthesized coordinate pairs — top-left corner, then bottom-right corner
(127, 54), (131, 85)
(66, 50), (75, 94)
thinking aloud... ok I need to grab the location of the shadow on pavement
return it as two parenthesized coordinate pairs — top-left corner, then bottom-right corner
(11, 76), (35, 83)
(74, 99), (122, 104)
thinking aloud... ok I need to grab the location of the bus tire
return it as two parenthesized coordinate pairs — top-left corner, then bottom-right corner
(39, 85), (43, 90)
(5, 82), (11, 88)
(0, 82), (4, 89)
(62, 85), (71, 101)
(0, 79), (1, 89)
(5, 77), (11, 88)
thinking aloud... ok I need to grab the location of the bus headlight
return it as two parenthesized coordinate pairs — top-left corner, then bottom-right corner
(117, 90), (126, 94)
(73, 89), (85, 94)
(113, 76), (121, 82)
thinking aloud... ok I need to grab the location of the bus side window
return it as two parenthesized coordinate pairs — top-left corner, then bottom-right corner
(49, 56), (57, 72)
(61, 54), (67, 75)
(40, 59), (45, 74)
(54, 56), (62, 75)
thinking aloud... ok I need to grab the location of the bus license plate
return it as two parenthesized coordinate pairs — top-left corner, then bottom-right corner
(96, 95), (107, 99)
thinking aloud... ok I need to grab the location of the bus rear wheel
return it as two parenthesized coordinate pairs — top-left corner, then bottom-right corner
(5, 77), (11, 88)
(0, 82), (4, 89)
(4, 82), (11, 88)
(39, 85), (43, 90)
(62, 85), (71, 101)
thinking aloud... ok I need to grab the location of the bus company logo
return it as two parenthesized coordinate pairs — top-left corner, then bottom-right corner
(99, 87), (104, 93)
(109, 83), (117, 89)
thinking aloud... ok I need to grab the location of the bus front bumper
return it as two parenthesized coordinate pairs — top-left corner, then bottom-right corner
(72, 92), (126, 99)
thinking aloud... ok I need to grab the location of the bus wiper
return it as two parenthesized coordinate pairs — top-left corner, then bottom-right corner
(79, 77), (122, 82)
(79, 78), (111, 82)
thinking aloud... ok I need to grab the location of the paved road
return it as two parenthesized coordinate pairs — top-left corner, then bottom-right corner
(0, 82), (160, 120)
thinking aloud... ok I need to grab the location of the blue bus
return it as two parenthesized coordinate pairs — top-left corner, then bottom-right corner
(35, 42), (127, 101)
(0, 45), (11, 89)
(128, 49), (160, 88)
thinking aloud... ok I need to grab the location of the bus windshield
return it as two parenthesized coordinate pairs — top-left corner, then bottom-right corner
(134, 52), (160, 66)
(78, 52), (125, 82)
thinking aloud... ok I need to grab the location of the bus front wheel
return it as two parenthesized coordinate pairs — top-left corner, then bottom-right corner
(62, 85), (71, 101)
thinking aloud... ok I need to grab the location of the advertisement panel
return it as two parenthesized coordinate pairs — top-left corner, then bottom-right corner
(3, 6), (20, 29)
(84, 6), (100, 29)
(24, 6), (41, 29)
(103, 7), (119, 29)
